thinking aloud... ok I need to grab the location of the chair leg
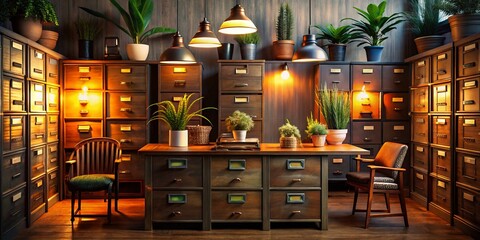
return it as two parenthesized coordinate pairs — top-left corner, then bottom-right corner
(107, 184), (112, 223)
(399, 189), (409, 227)
(364, 188), (374, 228)
(115, 180), (119, 212)
(384, 192), (391, 213)
(352, 187), (359, 215)
(70, 191), (75, 223)
(77, 191), (82, 211)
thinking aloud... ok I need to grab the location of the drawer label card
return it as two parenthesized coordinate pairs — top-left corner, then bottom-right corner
(173, 67), (187, 73)
(464, 119), (476, 126)
(436, 85), (447, 92)
(34, 84), (43, 92)
(234, 96), (249, 103)
(79, 77), (90, 81)
(12, 192), (22, 202)
(11, 117), (22, 125)
(12, 42), (23, 50)
(50, 172), (57, 179)
(416, 146), (424, 152)
(11, 156), (21, 165)
(464, 156), (476, 165)
(287, 159), (305, 170)
(49, 58), (58, 65)
(463, 192), (475, 202)
(464, 43), (477, 52)
(49, 116), (57, 123)
(168, 194), (187, 204)
(437, 151), (446, 157)
(392, 97), (404, 103)
(228, 159), (246, 171)
(464, 80), (477, 88)
(437, 54), (447, 60)
(416, 173), (424, 180)
(436, 118), (446, 125)
(332, 158), (343, 164)
(363, 126), (375, 131)
(77, 125), (91, 133)
(120, 125), (132, 132)
(228, 193), (247, 204)
(287, 193), (305, 204)
(121, 154), (132, 162)
(235, 68), (247, 74)
(416, 118), (425, 123)
(50, 146), (57, 152)
(35, 149), (43, 156)
(330, 68), (342, 73)
(37, 180), (43, 187)
(35, 116), (44, 125)
(168, 158), (187, 169)
(120, 96), (132, 102)
(120, 68), (132, 73)
(172, 96), (182, 102)
(437, 180), (446, 188)
(11, 80), (22, 89)
(34, 51), (43, 59)
(78, 66), (90, 73)
(393, 125), (405, 131)
(417, 61), (425, 67)
(393, 68), (405, 73)
(362, 68), (374, 74)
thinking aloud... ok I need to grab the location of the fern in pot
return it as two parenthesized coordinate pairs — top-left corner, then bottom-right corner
(273, 2), (294, 60)
(278, 119), (301, 148)
(306, 113), (328, 147)
(315, 85), (350, 145)
(225, 110), (254, 141)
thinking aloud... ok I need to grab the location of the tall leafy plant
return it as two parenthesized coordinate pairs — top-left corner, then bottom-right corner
(315, 85), (350, 129)
(314, 24), (358, 44)
(405, 0), (443, 38)
(276, 3), (294, 40)
(80, 0), (175, 44)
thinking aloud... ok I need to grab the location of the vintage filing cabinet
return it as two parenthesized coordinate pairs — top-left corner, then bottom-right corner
(29, 82), (45, 112)
(106, 121), (147, 150)
(28, 48), (45, 81)
(2, 75), (25, 112)
(64, 120), (103, 148)
(351, 121), (382, 145)
(315, 63), (350, 91)
(412, 113), (429, 143)
(456, 151), (480, 188)
(457, 116), (480, 151)
(106, 92), (147, 119)
(2, 36), (25, 76)
(1, 152), (26, 193)
(327, 155), (351, 181)
(29, 115), (46, 146)
(432, 50), (452, 82)
(457, 39), (479, 78)
(46, 55), (59, 84)
(382, 65), (410, 91)
(411, 86), (429, 113)
(431, 116), (451, 146)
(430, 177), (451, 211)
(106, 65), (147, 91)
(456, 186), (480, 227)
(384, 93), (409, 120)
(458, 78), (479, 112)
(432, 83), (451, 112)
(64, 64), (103, 90)
(412, 57), (430, 86)
(412, 168), (428, 205)
(382, 122), (410, 143)
(431, 148), (451, 178)
(352, 65), (381, 91)
(412, 143), (429, 171)
(3, 116), (25, 152)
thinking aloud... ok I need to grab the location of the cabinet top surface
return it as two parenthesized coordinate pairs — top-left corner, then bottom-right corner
(138, 143), (369, 156)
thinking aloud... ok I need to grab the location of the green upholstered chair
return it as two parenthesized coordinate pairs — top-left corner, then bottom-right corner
(346, 142), (409, 228)
(65, 137), (122, 223)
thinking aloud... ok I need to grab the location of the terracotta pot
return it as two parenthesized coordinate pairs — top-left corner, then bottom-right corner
(169, 130), (188, 147)
(414, 35), (445, 53)
(232, 130), (247, 141)
(280, 136), (297, 148)
(11, 16), (42, 41)
(326, 129), (348, 145)
(272, 40), (295, 60)
(126, 43), (149, 61)
(448, 14), (480, 42)
(311, 135), (326, 147)
(38, 30), (59, 49)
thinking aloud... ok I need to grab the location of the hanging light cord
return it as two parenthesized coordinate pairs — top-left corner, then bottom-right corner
(176, 0), (179, 30)
(308, 0), (312, 34)
(204, 0), (207, 17)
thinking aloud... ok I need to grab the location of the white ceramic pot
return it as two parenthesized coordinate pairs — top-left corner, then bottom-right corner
(169, 130), (188, 147)
(126, 43), (149, 61)
(326, 129), (348, 145)
(232, 130), (247, 141)
(311, 135), (326, 147)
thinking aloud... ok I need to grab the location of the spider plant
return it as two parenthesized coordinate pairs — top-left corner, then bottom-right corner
(315, 85), (350, 129)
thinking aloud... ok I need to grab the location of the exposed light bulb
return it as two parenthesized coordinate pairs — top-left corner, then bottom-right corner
(281, 63), (290, 80)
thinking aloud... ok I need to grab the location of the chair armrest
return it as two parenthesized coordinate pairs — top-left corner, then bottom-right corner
(354, 156), (374, 163)
(66, 160), (76, 165)
(368, 165), (406, 172)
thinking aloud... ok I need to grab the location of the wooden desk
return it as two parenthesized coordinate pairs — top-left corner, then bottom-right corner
(138, 143), (369, 231)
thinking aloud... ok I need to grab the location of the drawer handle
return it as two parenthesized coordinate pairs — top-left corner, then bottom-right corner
(13, 100), (24, 105)
(436, 194), (447, 201)
(36, 165), (44, 170)
(35, 133), (44, 139)
(11, 210), (22, 217)
(416, 133), (426, 136)
(50, 158), (57, 163)
(415, 159), (425, 165)
(363, 138), (371, 142)
(12, 173), (21, 179)
(50, 131), (58, 136)
(463, 62), (476, 69)
(171, 211), (182, 216)
(416, 75), (424, 80)
(120, 139), (131, 143)
(49, 73), (57, 78)
(120, 108), (132, 112)
(234, 83), (249, 87)
(291, 210), (301, 214)
(119, 170), (130, 174)
(436, 134), (447, 138)
(120, 81), (134, 85)
(331, 80), (340, 84)
(173, 178), (182, 182)
(437, 70), (447, 75)
(11, 137), (22, 143)
(436, 102), (448, 106)
(34, 196), (42, 202)
(79, 77), (90, 81)
(33, 68), (43, 74)
(463, 175), (476, 180)
(392, 137), (399, 140)
(463, 100), (475, 105)
(416, 104), (425, 108)
(292, 178), (302, 182)
(394, 80), (401, 84)
(333, 170), (343, 175)
(464, 137), (476, 143)
(80, 110), (89, 114)
(394, 107), (401, 111)
(415, 186), (425, 190)
(120, 68), (132, 73)
(232, 177), (242, 182)
(250, 115), (258, 118)
(436, 165), (448, 171)
(363, 81), (371, 84)
(174, 80), (186, 86)
(34, 101), (44, 106)
(12, 62), (22, 68)
(231, 211), (243, 215)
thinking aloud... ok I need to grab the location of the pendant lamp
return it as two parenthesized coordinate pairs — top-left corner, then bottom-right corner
(292, 0), (327, 62)
(189, 0), (221, 48)
(160, 0), (196, 64)
(219, 0), (257, 35)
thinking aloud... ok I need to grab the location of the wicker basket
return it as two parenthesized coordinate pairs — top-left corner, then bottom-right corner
(186, 125), (212, 145)
(280, 136), (297, 148)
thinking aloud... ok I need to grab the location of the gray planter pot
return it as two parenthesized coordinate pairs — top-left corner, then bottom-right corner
(240, 44), (256, 60)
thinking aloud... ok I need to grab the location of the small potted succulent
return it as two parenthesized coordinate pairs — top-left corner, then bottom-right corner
(314, 24), (359, 61)
(235, 32), (261, 60)
(225, 110), (255, 141)
(305, 113), (328, 147)
(278, 119), (301, 148)
(273, 2), (295, 60)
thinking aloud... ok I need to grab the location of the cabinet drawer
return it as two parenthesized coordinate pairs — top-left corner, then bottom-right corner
(270, 156), (321, 187)
(2, 151), (26, 193)
(413, 57), (430, 86)
(2, 36), (25, 76)
(64, 90), (103, 118)
(30, 146), (46, 179)
(64, 121), (103, 149)
(3, 116), (25, 152)
(46, 55), (59, 84)
(412, 143), (428, 170)
(433, 50), (452, 82)
(64, 64), (103, 89)
(30, 177), (45, 211)
(431, 178), (450, 211)
(47, 143), (59, 170)
(328, 155), (350, 180)
(384, 93), (409, 120)
(106, 64), (147, 91)
(211, 191), (261, 221)
(458, 78), (479, 112)
(412, 114), (429, 143)
(220, 120), (262, 140)
(432, 83), (451, 112)
(352, 91), (380, 119)
(382, 65), (409, 91)
(351, 121), (381, 144)
(47, 170), (59, 199)
(457, 151), (480, 188)
(46, 86), (59, 112)
(431, 148), (451, 178)
(160, 65), (201, 92)
(317, 64), (350, 90)
(413, 169), (427, 197)
(3, 76), (25, 112)
(107, 92), (146, 118)
(30, 115), (47, 146)
(432, 116), (451, 146)
(270, 191), (321, 219)
(47, 114), (59, 143)
(382, 122), (410, 143)
(118, 152), (145, 180)
(458, 116), (480, 151)
(106, 121), (146, 149)
(220, 64), (263, 79)
(152, 156), (202, 187)
(221, 78), (262, 92)
(352, 65), (381, 91)
(152, 191), (202, 221)
(30, 82), (45, 112)
(29, 48), (46, 80)
(1, 187), (26, 231)
(411, 87), (429, 112)
(457, 186), (480, 225)
(211, 156), (261, 188)
(220, 94), (262, 119)
(458, 40), (480, 78)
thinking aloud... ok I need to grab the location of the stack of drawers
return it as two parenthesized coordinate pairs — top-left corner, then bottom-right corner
(218, 60), (265, 141)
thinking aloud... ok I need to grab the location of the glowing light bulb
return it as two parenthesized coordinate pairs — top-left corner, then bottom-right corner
(359, 85), (369, 100)
(79, 86), (89, 104)
(281, 63), (290, 80)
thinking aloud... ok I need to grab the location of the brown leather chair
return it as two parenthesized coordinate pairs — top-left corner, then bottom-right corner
(65, 137), (122, 223)
(346, 142), (408, 228)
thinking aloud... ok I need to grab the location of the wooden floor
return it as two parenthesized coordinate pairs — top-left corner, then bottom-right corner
(16, 191), (473, 240)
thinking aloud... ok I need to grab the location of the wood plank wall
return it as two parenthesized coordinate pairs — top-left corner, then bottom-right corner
(50, 0), (413, 141)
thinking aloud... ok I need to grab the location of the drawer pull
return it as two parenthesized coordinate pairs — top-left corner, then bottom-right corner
(436, 134), (447, 138)
(50, 173), (57, 179)
(416, 173), (424, 180)
(168, 158), (187, 169)
(11, 210), (22, 217)
(171, 211), (182, 216)
(287, 193), (305, 204)
(394, 80), (401, 84)
(436, 165), (448, 171)
(49, 73), (57, 78)
(436, 194), (447, 201)
(417, 61), (426, 67)
(33, 68), (43, 74)
(11, 137), (22, 143)
(463, 137), (476, 143)
(463, 119), (476, 126)
(229, 159), (246, 170)
(234, 83), (249, 87)
(12, 62), (22, 68)
(36, 165), (44, 170)
(13, 100), (24, 105)
(49, 103), (58, 107)
(232, 177), (242, 182)
(287, 159), (305, 170)
(120, 96), (132, 102)
(416, 132), (426, 136)
(12, 192), (22, 202)
(79, 77), (90, 81)
(78, 66), (90, 73)
(35, 133), (44, 139)
(415, 159), (425, 165)
(416, 75), (424, 80)
(34, 196), (42, 202)
(232, 211), (243, 215)
(80, 110), (89, 114)
(50, 131), (58, 136)
(173, 80), (186, 86)
(331, 80), (340, 84)
(120, 139), (131, 143)
(463, 62), (476, 69)
(291, 210), (302, 214)
(292, 178), (302, 182)
(234, 96), (249, 103)
(34, 101), (44, 106)
(168, 194), (187, 204)
(77, 125), (92, 133)
(463, 100), (475, 105)
(228, 193), (246, 204)
(363, 80), (371, 84)
(464, 175), (476, 180)
(173, 178), (182, 182)
(120, 68), (132, 73)
(12, 173), (21, 179)
(120, 81), (134, 85)
(463, 192), (475, 202)
(50, 158), (57, 163)
(394, 108), (401, 111)
(333, 170), (343, 175)
(235, 68), (247, 74)
(363, 138), (372, 142)
(119, 170), (130, 174)
(437, 70), (447, 75)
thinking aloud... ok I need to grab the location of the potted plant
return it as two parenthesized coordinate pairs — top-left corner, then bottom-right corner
(8, 0), (59, 41)
(225, 110), (254, 141)
(342, 1), (404, 61)
(314, 24), (359, 61)
(235, 32), (260, 60)
(148, 93), (216, 147)
(315, 85), (350, 145)
(80, 0), (176, 61)
(75, 16), (101, 59)
(305, 113), (328, 147)
(278, 119), (301, 148)
(405, 0), (445, 53)
(437, 0), (480, 42)
(273, 2), (294, 60)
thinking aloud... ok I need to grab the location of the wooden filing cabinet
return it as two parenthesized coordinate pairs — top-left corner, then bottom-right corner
(211, 191), (262, 221)
(352, 65), (381, 91)
(431, 116), (451, 146)
(2, 75), (25, 112)
(382, 122), (410, 143)
(383, 93), (409, 120)
(351, 121), (382, 144)
(431, 148), (451, 178)
(152, 190), (203, 221)
(432, 83), (451, 112)
(430, 177), (451, 211)
(432, 50), (452, 82)
(457, 40), (479, 78)
(456, 186), (480, 229)
(413, 57), (430, 86)
(327, 155), (350, 180)
(412, 86), (429, 112)
(64, 120), (103, 149)
(106, 92), (147, 119)
(2, 36), (25, 76)
(315, 63), (350, 91)
(457, 78), (479, 112)
(382, 65), (410, 91)
(456, 151), (480, 188)
(29, 82), (45, 112)
(63, 64), (103, 90)
(3, 116), (25, 152)
(412, 113), (429, 143)
(1, 152), (26, 193)
(46, 55), (59, 84)
(28, 48), (45, 81)
(106, 120), (146, 150)
(457, 116), (480, 151)
(412, 143), (429, 171)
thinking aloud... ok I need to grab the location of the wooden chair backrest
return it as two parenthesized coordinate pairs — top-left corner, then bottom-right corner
(68, 137), (121, 176)
(374, 142), (408, 179)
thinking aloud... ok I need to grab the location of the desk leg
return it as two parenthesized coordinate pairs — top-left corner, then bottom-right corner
(321, 155), (328, 230)
(144, 156), (152, 230)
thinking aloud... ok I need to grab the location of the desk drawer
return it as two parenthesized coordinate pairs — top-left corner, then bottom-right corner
(458, 116), (480, 151)
(1, 151), (26, 193)
(107, 92), (147, 118)
(3, 115), (25, 152)
(64, 64), (103, 89)
(351, 121), (381, 144)
(270, 156), (321, 187)
(352, 65), (381, 91)
(46, 55), (59, 84)
(160, 65), (201, 92)
(412, 114), (429, 143)
(458, 78), (479, 112)
(413, 57), (430, 86)
(382, 122), (410, 143)
(64, 120), (103, 149)
(431, 148), (451, 178)
(384, 93), (409, 120)
(433, 50), (452, 82)
(30, 115), (47, 146)
(106, 121), (146, 149)
(432, 83), (451, 112)
(317, 64), (350, 91)
(30, 82), (45, 112)
(221, 78), (262, 92)
(152, 156), (202, 187)
(411, 87), (429, 112)
(64, 90), (103, 118)
(3, 76), (25, 112)
(412, 143), (428, 171)
(211, 156), (262, 188)
(270, 191), (321, 219)
(431, 178), (450, 210)
(106, 65), (146, 91)
(47, 114), (59, 143)
(30, 146), (46, 179)
(30, 177), (45, 211)
(328, 155), (350, 180)
(1, 187), (26, 231)
(413, 169), (427, 197)
(220, 94), (262, 119)
(352, 91), (380, 119)
(432, 116), (451, 146)
(457, 186), (480, 225)
(29, 48), (45, 81)
(220, 64), (263, 79)
(46, 86), (59, 112)
(152, 191), (202, 221)
(458, 40), (479, 78)
(47, 170), (59, 199)
(47, 143), (59, 170)
(211, 191), (261, 221)
(382, 65), (409, 91)
(457, 151), (480, 188)
(2, 36), (25, 76)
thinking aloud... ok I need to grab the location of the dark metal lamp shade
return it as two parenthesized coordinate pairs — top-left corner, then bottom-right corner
(189, 18), (222, 48)
(292, 34), (328, 62)
(160, 32), (196, 64)
(219, 4), (257, 35)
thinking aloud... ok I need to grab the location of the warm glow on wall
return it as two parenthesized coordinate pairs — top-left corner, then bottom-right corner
(79, 86), (88, 104)
(358, 85), (369, 103)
